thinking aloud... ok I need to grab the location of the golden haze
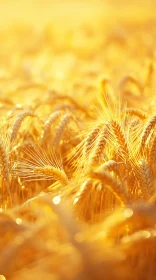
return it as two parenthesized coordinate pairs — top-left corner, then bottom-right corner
(0, 1), (156, 279)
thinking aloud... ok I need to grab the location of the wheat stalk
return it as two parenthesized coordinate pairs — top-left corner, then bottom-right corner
(0, 139), (12, 205)
(149, 136), (156, 173)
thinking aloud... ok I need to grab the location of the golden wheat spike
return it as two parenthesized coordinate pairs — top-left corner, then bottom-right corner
(110, 120), (128, 154)
(10, 109), (35, 143)
(74, 178), (117, 222)
(49, 94), (90, 117)
(88, 169), (129, 205)
(53, 113), (74, 148)
(97, 160), (120, 174)
(139, 159), (153, 198)
(125, 108), (147, 120)
(89, 124), (109, 167)
(129, 119), (140, 131)
(34, 166), (69, 186)
(140, 115), (156, 150)
(83, 124), (102, 157)
(41, 110), (63, 142)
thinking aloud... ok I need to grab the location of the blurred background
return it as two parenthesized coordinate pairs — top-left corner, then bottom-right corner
(0, 0), (155, 28)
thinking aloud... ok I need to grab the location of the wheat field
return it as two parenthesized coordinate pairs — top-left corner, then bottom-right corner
(0, 1), (156, 279)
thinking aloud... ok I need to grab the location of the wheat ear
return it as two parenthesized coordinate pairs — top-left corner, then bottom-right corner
(140, 115), (156, 150)
(83, 124), (102, 157)
(89, 169), (129, 205)
(139, 159), (153, 198)
(41, 110), (63, 142)
(125, 108), (147, 120)
(50, 94), (90, 116)
(98, 160), (120, 175)
(74, 179), (111, 222)
(110, 120), (128, 154)
(34, 166), (69, 186)
(10, 109), (34, 142)
(89, 124), (109, 167)
(53, 113), (73, 147)
(129, 119), (140, 131)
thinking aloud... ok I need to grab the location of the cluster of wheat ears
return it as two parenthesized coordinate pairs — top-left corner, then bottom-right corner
(0, 5), (156, 280)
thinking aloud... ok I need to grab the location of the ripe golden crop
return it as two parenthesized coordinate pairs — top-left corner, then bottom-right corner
(0, 1), (156, 279)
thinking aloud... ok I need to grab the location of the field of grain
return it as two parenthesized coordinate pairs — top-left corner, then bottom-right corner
(0, 1), (156, 279)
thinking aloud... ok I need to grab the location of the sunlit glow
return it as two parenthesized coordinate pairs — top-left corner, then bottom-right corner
(0, 275), (6, 280)
(16, 218), (23, 225)
(73, 197), (79, 204)
(142, 231), (151, 239)
(16, 104), (23, 108)
(52, 196), (61, 205)
(124, 208), (133, 218)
